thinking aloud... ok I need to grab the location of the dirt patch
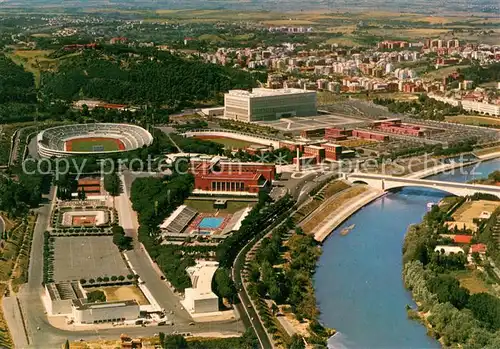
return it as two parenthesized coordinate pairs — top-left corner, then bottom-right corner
(455, 270), (491, 294)
(453, 200), (500, 222)
(89, 286), (149, 305)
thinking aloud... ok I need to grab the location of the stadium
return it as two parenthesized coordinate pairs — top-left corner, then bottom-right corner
(37, 123), (154, 158)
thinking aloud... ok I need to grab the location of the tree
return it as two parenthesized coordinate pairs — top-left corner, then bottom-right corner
(163, 334), (188, 349)
(87, 290), (106, 303)
(158, 332), (165, 347)
(104, 172), (122, 197)
(112, 225), (132, 251)
(289, 335), (305, 349)
(64, 339), (70, 349)
(213, 268), (237, 302)
(466, 293), (500, 331)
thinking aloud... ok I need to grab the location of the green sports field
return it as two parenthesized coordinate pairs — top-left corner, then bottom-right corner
(66, 137), (124, 152)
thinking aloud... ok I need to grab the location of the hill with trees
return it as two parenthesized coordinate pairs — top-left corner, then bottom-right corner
(0, 54), (37, 123)
(41, 47), (265, 109)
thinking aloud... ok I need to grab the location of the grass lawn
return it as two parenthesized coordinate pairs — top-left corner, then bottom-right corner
(0, 284), (12, 348)
(453, 270), (493, 295)
(423, 65), (470, 79)
(195, 136), (254, 149)
(66, 137), (123, 152)
(446, 115), (500, 127)
(185, 199), (254, 213)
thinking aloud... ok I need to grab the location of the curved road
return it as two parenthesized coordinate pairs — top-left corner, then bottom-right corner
(14, 186), (243, 348)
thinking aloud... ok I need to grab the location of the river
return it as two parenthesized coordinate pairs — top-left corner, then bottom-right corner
(314, 158), (500, 349)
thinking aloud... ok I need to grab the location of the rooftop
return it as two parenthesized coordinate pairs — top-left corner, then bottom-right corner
(228, 87), (315, 98)
(72, 299), (138, 310)
(186, 260), (219, 295)
(46, 281), (86, 301)
(453, 235), (473, 244)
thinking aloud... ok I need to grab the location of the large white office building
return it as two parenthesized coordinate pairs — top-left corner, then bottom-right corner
(182, 261), (219, 314)
(224, 88), (317, 122)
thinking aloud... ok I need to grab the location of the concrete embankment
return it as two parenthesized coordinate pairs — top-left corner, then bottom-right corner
(314, 188), (384, 243)
(407, 152), (500, 179)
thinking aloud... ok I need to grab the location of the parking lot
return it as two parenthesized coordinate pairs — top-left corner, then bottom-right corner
(255, 114), (366, 132)
(53, 236), (129, 281)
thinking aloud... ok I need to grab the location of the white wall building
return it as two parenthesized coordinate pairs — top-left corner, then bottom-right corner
(461, 100), (500, 116)
(71, 299), (140, 324)
(434, 245), (465, 255)
(45, 281), (87, 315)
(224, 88), (317, 122)
(182, 261), (219, 314)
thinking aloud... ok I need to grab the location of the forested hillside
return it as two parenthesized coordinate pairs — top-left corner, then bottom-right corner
(0, 54), (36, 104)
(0, 54), (37, 123)
(41, 47), (265, 107)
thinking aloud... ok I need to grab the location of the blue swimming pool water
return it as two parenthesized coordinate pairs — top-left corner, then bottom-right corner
(199, 217), (224, 229)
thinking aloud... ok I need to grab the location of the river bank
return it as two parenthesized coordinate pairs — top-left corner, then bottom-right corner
(314, 188), (383, 242)
(313, 153), (500, 243)
(314, 158), (500, 349)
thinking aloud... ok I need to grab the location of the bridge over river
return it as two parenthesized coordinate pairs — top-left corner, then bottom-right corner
(345, 172), (500, 197)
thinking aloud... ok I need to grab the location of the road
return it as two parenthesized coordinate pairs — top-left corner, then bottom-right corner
(10, 182), (243, 348)
(230, 172), (336, 349)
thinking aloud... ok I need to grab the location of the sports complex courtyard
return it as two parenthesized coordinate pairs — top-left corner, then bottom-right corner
(52, 236), (129, 282)
(254, 113), (366, 132)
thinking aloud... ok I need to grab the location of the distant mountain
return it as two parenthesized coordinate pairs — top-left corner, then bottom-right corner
(2, 0), (499, 13)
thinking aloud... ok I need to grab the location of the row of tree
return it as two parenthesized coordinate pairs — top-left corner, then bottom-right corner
(403, 203), (500, 347)
(159, 329), (257, 348)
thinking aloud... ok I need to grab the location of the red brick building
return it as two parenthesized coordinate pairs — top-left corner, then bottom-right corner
(325, 127), (353, 139)
(191, 160), (274, 194)
(323, 143), (343, 161)
(303, 145), (325, 163)
(352, 129), (389, 141)
(373, 120), (426, 137)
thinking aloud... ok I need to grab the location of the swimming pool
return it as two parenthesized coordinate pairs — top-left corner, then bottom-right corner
(198, 217), (224, 229)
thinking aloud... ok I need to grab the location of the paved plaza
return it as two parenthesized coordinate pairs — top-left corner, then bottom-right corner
(255, 114), (366, 131)
(52, 236), (129, 281)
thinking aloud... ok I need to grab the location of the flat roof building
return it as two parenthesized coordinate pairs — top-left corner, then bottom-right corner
(71, 299), (140, 325)
(182, 261), (219, 314)
(224, 88), (317, 122)
(191, 159), (274, 196)
(45, 281), (87, 315)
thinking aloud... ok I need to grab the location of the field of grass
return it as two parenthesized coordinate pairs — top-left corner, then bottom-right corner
(195, 136), (254, 149)
(301, 185), (367, 234)
(446, 115), (500, 127)
(11, 216), (35, 293)
(7, 50), (81, 88)
(66, 138), (123, 152)
(185, 199), (254, 214)
(0, 284), (12, 348)
(474, 146), (500, 157)
(292, 180), (350, 223)
(453, 270), (492, 295)
(423, 65), (470, 79)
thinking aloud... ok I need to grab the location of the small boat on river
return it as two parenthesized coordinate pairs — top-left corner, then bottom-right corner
(340, 224), (355, 236)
